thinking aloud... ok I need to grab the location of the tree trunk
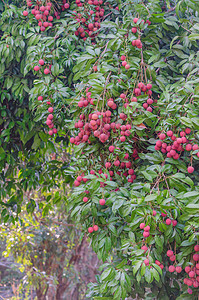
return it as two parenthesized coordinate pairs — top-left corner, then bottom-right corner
(55, 235), (99, 299)
(70, 283), (80, 300)
(36, 289), (47, 300)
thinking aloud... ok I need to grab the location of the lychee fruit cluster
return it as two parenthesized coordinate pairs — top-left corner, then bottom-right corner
(167, 244), (199, 294)
(33, 58), (51, 75)
(154, 128), (198, 173)
(23, 0), (70, 31)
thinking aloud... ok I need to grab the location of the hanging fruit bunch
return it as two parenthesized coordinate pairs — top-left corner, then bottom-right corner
(23, 0), (70, 31)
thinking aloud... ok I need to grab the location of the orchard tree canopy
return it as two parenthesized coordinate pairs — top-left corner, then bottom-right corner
(0, 0), (199, 299)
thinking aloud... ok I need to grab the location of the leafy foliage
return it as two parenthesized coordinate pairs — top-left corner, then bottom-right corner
(0, 0), (199, 299)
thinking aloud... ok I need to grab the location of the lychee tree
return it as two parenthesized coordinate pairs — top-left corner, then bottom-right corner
(1, 0), (199, 299)
(25, 0), (199, 298)
(0, 4), (99, 299)
(62, 1), (199, 299)
(0, 1), (77, 219)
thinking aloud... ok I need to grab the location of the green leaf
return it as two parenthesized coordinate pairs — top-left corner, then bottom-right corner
(189, 34), (199, 41)
(141, 263), (146, 276)
(145, 268), (152, 283)
(32, 134), (40, 150)
(151, 268), (160, 282)
(113, 286), (121, 299)
(182, 191), (199, 198)
(101, 268), (112, 281)
(185, 204), (199, 211)
(155, 235), (164, 252)
(106, 181), (118, 188)
(180, 117), (193, 128)
(0, 148), (6, 160)
(142, 171), (153, 181)
(133, 261), (142, 275)
(107, 224), (117, 236)
(145, 194), (157, 202)
(112, 199), (124, 213)
(51, 63), (60, 76)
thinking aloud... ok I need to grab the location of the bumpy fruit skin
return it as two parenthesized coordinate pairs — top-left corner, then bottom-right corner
(39, 59), (45, 65)
(76, 176), (82, 182)
(64, 3), (70, 9)
(186, 144), (192, 151)
(159, 133), (166, 140)
(46, 119), (52, 126)
(161, 212), (167, 217)
(187, 288), (192, 295)
(131, 27), (137, 33)
(194, 245), (199, 252)
(93, 225), (99, 231)
(160, 264), (164, 270)
(83, 197), (88, 203)
(48, 114), (53, 120)
(143, 231), (150, 238)
(193, 253), (199, 261)
(185, 266), (191, 273)
(74, 180), (80, 187)
(147, 106), (152, 112)
(167, 250), (173, 257)
(125, 64), (130, 70)
(146, 83), (152, 90)
(140, 223), (145, 229)
(141, 246), (148, 253)
(166, 218), (171, 225)
(142, 103), (149, 109)
(170, 255), (176, 262)
(88, 227), (93, 233)
(156, 140), (162, 147)
(53, 128), (57, 134)
(48, 107), (54, 113)
(189, 271), (195, 278)
(147, 98), (153, 105)
(99, 199), (105, 205)
(187, 166), (194, 173)
(192, 144), (199, 150)
(34, 66), (40, 71)
(40, 5), (45, 12)
(144, 225), (150, 231)
(185, 128), (191, 134)
(48, 16), (53, 21)
(43, 22), (49, 28)
(144, 259), (149, 266)
(23, 11), (28, 16)
(44, 68), (50, 74)
(175, 266), (182, 273)
(169, 265), (175, 272)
